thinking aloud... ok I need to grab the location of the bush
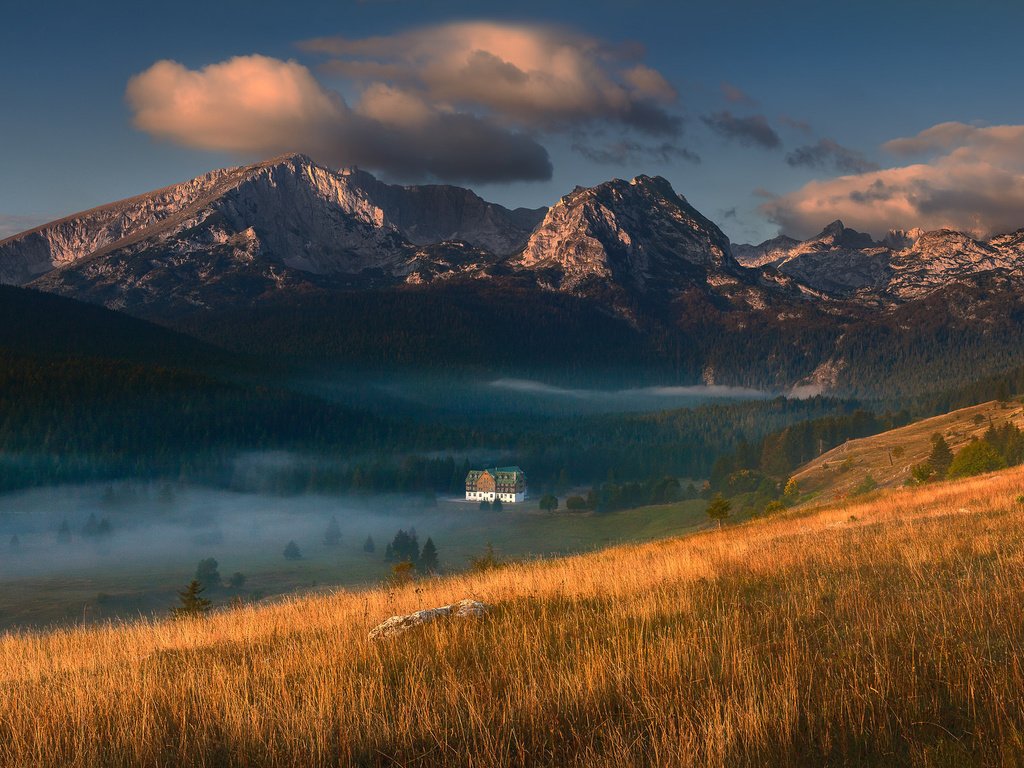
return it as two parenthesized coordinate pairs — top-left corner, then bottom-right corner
(947, 439), (1006, 479)
(228, 572), (246, 588)
(469, 543), (502, 573)
(389, 560), (416, 587)
(565, 495), (590, 511)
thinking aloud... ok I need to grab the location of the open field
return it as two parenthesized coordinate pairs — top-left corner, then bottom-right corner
(790, 398), (1024, 502)
(0, 485), (708, 631)
(2, 465), (1024, 766)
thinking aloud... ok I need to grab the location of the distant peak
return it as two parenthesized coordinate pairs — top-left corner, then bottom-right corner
(819, 219), (846, 238)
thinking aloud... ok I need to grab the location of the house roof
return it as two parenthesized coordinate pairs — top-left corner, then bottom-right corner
(466, 466), (525, 481)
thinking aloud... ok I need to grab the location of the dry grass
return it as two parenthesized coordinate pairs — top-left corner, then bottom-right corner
(792, 398), (1024, 501)
(3, 468), (1024, 767)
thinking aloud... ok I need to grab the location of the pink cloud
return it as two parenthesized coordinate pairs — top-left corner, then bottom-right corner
(762, 122), (1024, 238)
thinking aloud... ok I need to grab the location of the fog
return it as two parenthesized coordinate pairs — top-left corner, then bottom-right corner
(291, 370), (773, 416)
(0, 481), (480, 584)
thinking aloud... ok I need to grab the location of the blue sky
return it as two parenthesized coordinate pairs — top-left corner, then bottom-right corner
(3, 0), (1024, 243)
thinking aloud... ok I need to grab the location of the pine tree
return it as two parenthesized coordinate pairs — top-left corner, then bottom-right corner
(363, 535), (375, 553)
(418, 537), (439, 574)
(82, 513), (100, 537)
(706, 493), (731, 528)
(323, 515), (342, 546)
(9, 534), (19, 551)
(928, 433), (954, 476)
(173, 580), (212, 618)
(283, 540), (302, 560)
(57, 519), (71, 544)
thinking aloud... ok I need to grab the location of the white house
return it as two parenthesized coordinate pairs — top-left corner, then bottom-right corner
(465, 466), (526, 503)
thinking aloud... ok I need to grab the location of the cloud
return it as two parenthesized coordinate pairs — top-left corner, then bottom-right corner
(762, 122), (1024, 238)
(128, 23), (690, 184)
(702, 111), (781, 149)
(720, 82), (754, 106)
(301, 21), (681, 135)
(786, 139), (879, 174)
(490, 378), (767, 400)
(126, 55), (551, 183)
(571, 139), (699, 165)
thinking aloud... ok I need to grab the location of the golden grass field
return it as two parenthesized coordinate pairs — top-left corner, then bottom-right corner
(3, 465), (1024, 766)
(791, 398), (1024, 502)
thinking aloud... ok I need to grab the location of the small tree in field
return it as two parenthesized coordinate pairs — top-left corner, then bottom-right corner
(928, 433), (953, 477)
(363, 535), (375, 553)
(539, 494), (559, 512)
(194, 558), (221, 590)
(418, 537), (439, 574)
(706, 493), (731, 528)
(283, 540), (302, 560)
(323, 515), (342, 547)
(228, 572), (246, 589)
(173, 580), (211, 618)
(492, 498), (503, 512)
(783, 478), (799, 504)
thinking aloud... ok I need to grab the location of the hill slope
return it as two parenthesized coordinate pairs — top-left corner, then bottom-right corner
(3, 466), (1024, 766)
(790, 398), (1024, 501)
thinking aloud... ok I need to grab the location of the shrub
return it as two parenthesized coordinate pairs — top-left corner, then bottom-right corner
(947, 440), (1006, 479)
(565, 495), (589, 511)
(389, 560), (416, 587)
(469, 543), (502, 573)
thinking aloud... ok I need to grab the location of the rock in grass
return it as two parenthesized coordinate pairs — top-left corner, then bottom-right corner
(368, 599), (488, 640)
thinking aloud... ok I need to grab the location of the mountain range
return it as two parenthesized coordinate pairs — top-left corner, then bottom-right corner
(4, 153), (1024, 397)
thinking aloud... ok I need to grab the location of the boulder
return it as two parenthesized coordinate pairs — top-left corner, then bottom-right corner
(368, 599), (488, 640)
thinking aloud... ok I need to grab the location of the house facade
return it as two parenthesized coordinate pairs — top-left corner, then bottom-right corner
(465, 466), (526, 503)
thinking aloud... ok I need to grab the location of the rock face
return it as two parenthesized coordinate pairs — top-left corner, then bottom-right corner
(734, 222), (1024, 300)
(515, 175), (736, 299)
(0, 154), (543, 300)
(368, 599), (489, 640)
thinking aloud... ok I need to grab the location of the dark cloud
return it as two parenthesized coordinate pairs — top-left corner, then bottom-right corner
(302, 22), (681, 136)
(702, 111), (781, 149)
(571, 139), (699, 165)
(127, 56), (551, 184)
(786, 139), (879, 174)
(128, 23), (686, 184)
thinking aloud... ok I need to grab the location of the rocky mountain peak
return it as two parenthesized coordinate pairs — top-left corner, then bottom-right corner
(514, 174), (735, 299)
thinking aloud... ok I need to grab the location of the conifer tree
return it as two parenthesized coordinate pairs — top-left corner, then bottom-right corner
(418, 537), (439, 574)
(706, 493), (731, 528)
(173, 580), (211, 618)
(928, 433), (954, 477)
(283, 540), (302, 560)
(323, 515), (342, 546)
(363, 535), (375, 553)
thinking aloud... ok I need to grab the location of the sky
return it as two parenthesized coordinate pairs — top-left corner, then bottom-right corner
(3, 0), (1024, 244)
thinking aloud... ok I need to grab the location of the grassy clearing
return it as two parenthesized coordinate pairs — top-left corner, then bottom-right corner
(791, 398), (1024, 502)
(3, 468), (1024, 766)
(0, 491), (707, 631)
